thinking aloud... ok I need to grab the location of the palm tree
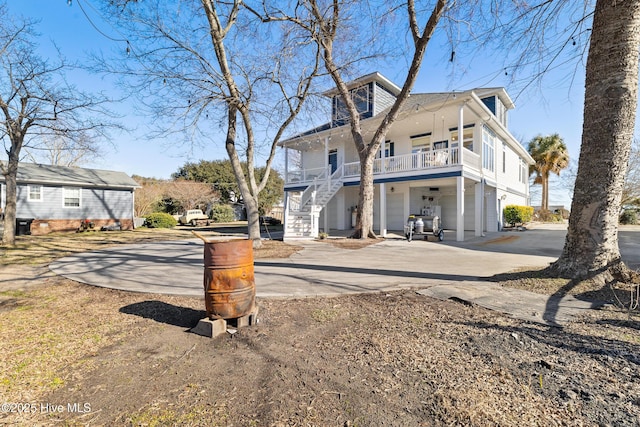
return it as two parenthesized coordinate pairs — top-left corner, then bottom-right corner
(551, 0), (640, 282)
(528, 134), (570, 211)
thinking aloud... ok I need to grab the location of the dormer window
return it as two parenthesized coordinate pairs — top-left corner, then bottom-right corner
(333, 84), (373, 126)
(481, 95), (508, 127)
(324, 72), (401, 127)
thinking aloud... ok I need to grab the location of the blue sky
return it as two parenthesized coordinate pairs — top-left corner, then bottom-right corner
(7, 0), (590, 206)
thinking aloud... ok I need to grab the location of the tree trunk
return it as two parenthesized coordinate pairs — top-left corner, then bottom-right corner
(541, 176), (549, 211)
(225, 108), (263, 248)
(2, 154), (18, 246)
(353, 152), (377, 239)
(245, 194), (262, 248)
(551, 0), (640, 282)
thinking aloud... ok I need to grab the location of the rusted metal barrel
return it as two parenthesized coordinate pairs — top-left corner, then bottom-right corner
(203, 239), (256, 320)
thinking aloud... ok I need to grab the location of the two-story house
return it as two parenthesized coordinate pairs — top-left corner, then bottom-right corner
(279, 72), (533, 241)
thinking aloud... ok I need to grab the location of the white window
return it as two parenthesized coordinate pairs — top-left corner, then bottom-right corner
(482, 126), (496, 172)
(376, 140), (395, 158)
(502, 143), (507, 174)
(63, 187), (81, 208)
(433, 140), (448, 150)
(28, 185), (42, 201)
(519, 158), (528, 184)
(411, 135), (431, 153)
(451, 128), (474, 152)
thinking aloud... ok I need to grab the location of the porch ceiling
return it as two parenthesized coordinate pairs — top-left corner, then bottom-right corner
(406, 177), (480, 191)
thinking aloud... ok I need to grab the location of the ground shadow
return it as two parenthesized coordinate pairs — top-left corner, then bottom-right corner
(254, 261), (480, 282)
(597, 318), (640, 330)
(120, 301), (205, 329)
(460, 319), (640, 366)
(487, 267), (615, 326)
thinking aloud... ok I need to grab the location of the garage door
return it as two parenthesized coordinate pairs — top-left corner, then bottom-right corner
(386, 193), (404, 230)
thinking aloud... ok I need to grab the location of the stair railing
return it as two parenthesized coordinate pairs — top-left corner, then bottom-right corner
(300, 166), (328, 207)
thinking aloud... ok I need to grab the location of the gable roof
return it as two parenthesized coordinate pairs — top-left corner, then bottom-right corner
(280, 91), (469, 145)
(1, 162), (140, 190)
(281, 86), (517, 141)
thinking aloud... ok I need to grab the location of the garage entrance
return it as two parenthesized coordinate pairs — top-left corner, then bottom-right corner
(386, 193), (404, 230)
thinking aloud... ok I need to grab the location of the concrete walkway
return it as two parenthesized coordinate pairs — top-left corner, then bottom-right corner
(50, 224), (640, 326)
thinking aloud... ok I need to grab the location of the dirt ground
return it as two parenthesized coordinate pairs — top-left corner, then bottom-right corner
(1, 229), (640, 426)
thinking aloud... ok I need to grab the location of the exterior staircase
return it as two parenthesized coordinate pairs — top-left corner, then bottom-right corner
(284, 167), (343, 240)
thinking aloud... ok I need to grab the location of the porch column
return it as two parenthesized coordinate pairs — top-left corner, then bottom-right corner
(323, 207), (328, 234)
(283, 191), (289, 237)
(379, 183), (387, 237)
(456, 176), (465, 241)
(474, 181), (484, 237)
(284, 146), (289, 183)
(324, 137), (329, 175)
(458, 103), (465, 165)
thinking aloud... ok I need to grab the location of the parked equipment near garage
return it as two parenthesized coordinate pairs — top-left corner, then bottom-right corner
(404, 214), (444, 242)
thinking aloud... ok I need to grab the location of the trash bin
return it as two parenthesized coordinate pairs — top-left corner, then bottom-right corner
(16, 218), (34, 236)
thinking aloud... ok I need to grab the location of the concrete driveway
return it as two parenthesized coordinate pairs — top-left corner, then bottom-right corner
(49, 223), (640, 297)
(49, 223), (640, 326)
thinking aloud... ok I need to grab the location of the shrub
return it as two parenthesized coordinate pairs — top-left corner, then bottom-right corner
(504, 205), (534, 227)
(620, 209), (638, 225)
(144, 212), (177, 228)
(210, 204), (236, 223)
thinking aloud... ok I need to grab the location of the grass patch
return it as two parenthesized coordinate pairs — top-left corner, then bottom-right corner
(492, 267), (571, 294)
(0, 229), (303, 266)
(316, 237), (381, 250)
(0, 281), (143, 402)
(0, 228), (193, 266)
(254, 240), (302, 259)
(311, 308), (340, 323)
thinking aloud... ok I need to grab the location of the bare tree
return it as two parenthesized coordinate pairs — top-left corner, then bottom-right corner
(23, 130), (104, 167)
(131, 176), (166, 217)
(256, 0), (448, 239)
(550, 0), (640, 283)
(0, 7), (117, 245)
(165, 179), (219, 212)
(100, 0), (321, 247)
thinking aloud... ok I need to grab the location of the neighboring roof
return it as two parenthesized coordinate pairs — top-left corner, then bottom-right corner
(1, 162), (140, 189)
(322, 72), (402, 97)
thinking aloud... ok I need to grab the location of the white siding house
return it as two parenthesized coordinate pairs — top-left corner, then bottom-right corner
(1, 162), (140, 235)
(279, 72), (534, 241)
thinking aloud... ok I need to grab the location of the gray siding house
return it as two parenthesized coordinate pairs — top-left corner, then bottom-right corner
(1, 162), (140, 235)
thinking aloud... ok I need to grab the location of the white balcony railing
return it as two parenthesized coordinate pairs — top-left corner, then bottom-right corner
(285, 147), (482, 185)
(343, 148), (457, 179)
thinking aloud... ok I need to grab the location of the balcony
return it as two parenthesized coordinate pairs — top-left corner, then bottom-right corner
(286, 147), (480, 185)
